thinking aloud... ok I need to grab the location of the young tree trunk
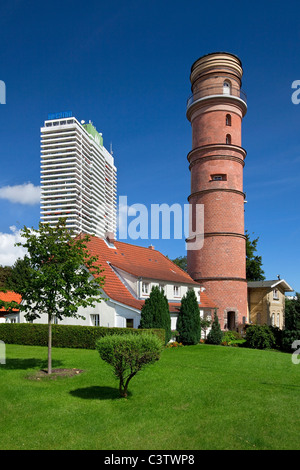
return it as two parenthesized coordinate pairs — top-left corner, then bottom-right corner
(48, 315), (52, 374)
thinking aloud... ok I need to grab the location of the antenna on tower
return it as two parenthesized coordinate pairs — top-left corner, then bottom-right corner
(110, 142), (113, 155)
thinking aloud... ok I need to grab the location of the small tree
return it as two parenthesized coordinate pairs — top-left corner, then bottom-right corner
(200, 316), (211, 340)
(177, 289), (201, 345)
(206, 309), (222, 345)
(96, 333), (162, 397)
(246, 231), (265, 281)
(140, 285), (171, 344)
(1, 219), (105, 374)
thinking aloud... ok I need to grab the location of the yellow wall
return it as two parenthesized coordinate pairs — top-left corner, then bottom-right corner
(248, 287), (285, 329)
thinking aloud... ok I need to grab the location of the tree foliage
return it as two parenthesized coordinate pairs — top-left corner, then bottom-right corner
(4, 257), (32, 294)
(244, 324), (276, 349)
(246, 231), (265, 281)
(177, 289), (201, 345)
(206, 309), (223, 345)
(282, 294), (300, 352)
(1, 219), (105, 373)
(0, 266), (13, 290)
(96, 333), (162, 397)
(139, 285), (171, 344)
(285, 294), (300, 331)
(171, 255), (187, 272)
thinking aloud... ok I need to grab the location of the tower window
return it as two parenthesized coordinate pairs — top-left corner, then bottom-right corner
(226, 134), (231, 144)
(223, 80), (231, 94)
(226, 114), (231, 126)
(211, 174), (227, 181)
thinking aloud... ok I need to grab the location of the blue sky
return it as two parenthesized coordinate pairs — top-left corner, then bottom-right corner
(0, 0), (300, 292)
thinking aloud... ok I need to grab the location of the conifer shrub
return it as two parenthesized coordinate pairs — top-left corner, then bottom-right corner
(177, 289), (201, 345)
(139, 286), (171, 344)
(206, 310), (222, 345)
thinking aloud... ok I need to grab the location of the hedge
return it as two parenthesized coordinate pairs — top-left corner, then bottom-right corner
(0, 323), (165, 349)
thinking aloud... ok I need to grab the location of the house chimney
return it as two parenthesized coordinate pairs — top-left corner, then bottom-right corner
(105, 231), (115, 244)
(148, 244), (155, 250)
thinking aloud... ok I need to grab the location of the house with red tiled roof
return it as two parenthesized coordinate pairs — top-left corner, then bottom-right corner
(14, 233), (216, 335)
(0, 291), (22, 323)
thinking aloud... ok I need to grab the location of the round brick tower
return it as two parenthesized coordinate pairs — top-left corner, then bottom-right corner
(186, 52), (247, 331)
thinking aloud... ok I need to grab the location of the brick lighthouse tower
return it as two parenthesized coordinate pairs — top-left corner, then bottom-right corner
(186, 52), (247, 330)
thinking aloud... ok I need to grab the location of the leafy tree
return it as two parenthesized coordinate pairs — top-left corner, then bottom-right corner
(206, 309), (222, 345)
(0, 266), (13, 289)
(0, 219), (105, 374)
(96, 333), (162, 397)
(285, 294), (300, 331)
(140, 285), (171, 344)
(282, 294), (300, 352)
(5, 257), (32, 293)
(246, 231), (265, 281)
(200, 316), (211, 340)
(177, 289), (201, 345)
(171, 255), (187, 272)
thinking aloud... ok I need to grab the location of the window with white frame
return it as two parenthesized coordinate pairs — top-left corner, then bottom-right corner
(91, 314), (100, 326)
(173, 285), (181, 297)
(273, 288), (279, 300)
(271, 313), (275, 326)
(276, 313), (280, 327)
(142, 282), (150, 295)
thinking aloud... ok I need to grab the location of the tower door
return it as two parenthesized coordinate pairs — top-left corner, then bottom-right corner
(227, 311), (236, 330)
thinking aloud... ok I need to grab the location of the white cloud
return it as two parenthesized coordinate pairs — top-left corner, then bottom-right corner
(0, 226), (27, 266)
(0, 182), (40, 205)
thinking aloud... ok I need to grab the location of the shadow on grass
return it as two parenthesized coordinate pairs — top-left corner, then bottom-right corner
(261, 381), (300, 390)
(70, 386), (131, 400)
(3, 358), (63, 370)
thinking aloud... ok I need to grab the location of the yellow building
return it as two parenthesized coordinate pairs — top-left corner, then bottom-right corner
(247, 279), (293, 329)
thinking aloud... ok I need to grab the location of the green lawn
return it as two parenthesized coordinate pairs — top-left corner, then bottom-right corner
(0, 343), (299, 450)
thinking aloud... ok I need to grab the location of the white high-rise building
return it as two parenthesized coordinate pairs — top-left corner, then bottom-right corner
(40, 112), (117, 237)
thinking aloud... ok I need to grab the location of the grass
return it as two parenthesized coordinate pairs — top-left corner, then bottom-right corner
(0, 343), (299, 450)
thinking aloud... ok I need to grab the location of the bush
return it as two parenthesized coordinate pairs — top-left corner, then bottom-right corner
(177, 289), (201, 345)
(206, 311), (222, 345)
(0, 323), (165, 349)
(96, 333), (163, 397)
(244, 325), (276, 350)
(281, 330), (300, 353)
(222, 331), (245, 347)
(140, 286), (171, 344)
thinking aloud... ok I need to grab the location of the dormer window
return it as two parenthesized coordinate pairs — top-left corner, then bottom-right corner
(142, 282), (150, 295)
(173, 285), (181, 297)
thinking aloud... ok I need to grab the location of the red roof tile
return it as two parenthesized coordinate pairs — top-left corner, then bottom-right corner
(0, 291), (22, 312)
(84, 235), (216, 311)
